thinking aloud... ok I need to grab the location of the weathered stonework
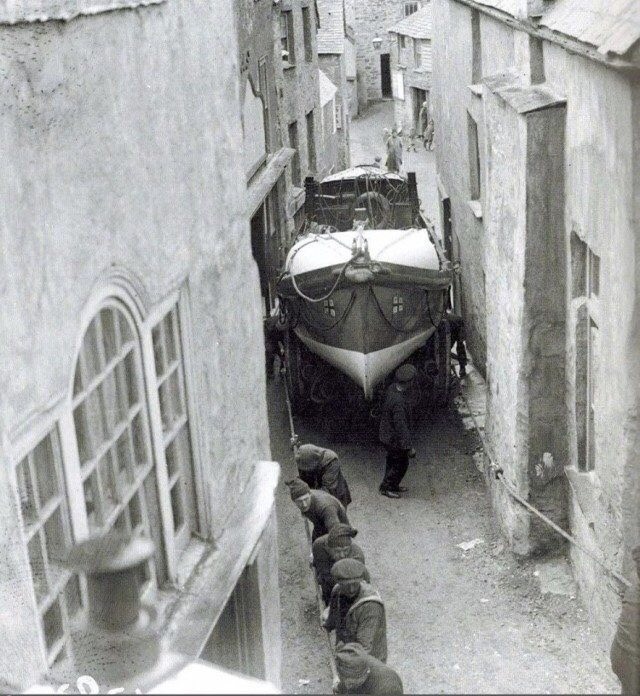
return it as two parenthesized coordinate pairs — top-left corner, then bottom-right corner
(0, 0), (281, 687)
(433, 0), (640, 645)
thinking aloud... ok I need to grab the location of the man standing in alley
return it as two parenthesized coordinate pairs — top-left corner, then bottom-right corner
(323, 559), (387, 663)
(312, 524), (368, 605)
(286, 477), (349, 541)
(334, 643), (403, 694)
(610, 545), (640, 694)
(378, 364), (417, 498)
(423, 117), (435, 150)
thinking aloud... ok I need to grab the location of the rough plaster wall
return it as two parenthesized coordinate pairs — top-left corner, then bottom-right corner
(523, 107), (568, 550)
(483, 89), (529, 552)
(543, 42), (639, 639)
(277, 1), (321, 186)
(432, 1), (514, 373)
(319, 53), (350, 170)
(353, 0), (405, 105)
(0, 0), (277, 681)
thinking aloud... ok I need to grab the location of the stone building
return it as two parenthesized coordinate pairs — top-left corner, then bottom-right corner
(316, 0), (353, 171)
(0, 0), (281, 690)
(388, 4), (433, 134)
(237, 0), (296, 315)
(275, 0), (323, 233)
(318, 69), (340, 176)
(348, 0), (427, 110)
(432, 0), (640, 645)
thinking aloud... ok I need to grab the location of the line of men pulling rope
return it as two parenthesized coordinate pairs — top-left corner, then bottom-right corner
(284, 365), (424, 695)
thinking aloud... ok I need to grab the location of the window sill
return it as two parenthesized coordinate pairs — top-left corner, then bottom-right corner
(467, 199), (483, 219)
(468, 83), (483, 97)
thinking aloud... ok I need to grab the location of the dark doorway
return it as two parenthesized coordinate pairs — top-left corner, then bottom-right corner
(251, 202), (271, 316)
(380, 53), (392, 98)
(442, 197), (460, 312)
(200, 562), (266, 679)
(412, 87), (427, 130)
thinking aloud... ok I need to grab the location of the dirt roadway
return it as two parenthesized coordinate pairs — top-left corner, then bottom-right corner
(267, 373), (619, 694)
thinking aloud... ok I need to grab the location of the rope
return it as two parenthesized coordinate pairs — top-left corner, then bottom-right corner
(281, 364), (340, 682)
(454, 374), (632, 589)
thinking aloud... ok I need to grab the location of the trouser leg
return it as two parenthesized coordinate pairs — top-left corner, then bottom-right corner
(380, 448), (398, 491)
(391, 450), (410, 489)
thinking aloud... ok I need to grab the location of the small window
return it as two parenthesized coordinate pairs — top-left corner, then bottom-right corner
(334, 99), (342, 131)
(289, 121), (301, 186)
(413, 39), (422, 68)
(392, 296), (404, 314)
(152, 305), (198, 555)
(323, 299), (336, 317)
(404, 1), (419, 16)
(302, 5), (313, 62)
(467, 112), (481, 201)
(280, 11), (295, 65)
(15, 428), (81, 667)
(575, 305), (598, 472)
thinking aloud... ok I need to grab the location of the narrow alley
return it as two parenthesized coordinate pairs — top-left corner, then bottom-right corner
(271, 103), (619, 695)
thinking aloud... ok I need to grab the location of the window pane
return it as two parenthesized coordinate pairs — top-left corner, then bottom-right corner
(16, 458), (38, 524)
(43, 599), (64, 652)
(28, 534), (48, 602)
(32, 436), (59, 508)
(152, 324), (165, 377)
(73, 402), (93, 465)
(83, 319), (103, 380)
(83, 472), (100, 531)
(64, 575), (82, 619)
(100, 308), (119, 364)
(131, 414), (149, 470)
(124, 351), (139, 408)
(118, 312), (133, 343)
(129, 492), (143, 531)
(86, 389), (105, 451)
(114, 362), (132, 420)
(97, 451), (118, 513)
(164, 313), (178, 365)
(99, 372), (119, 437)
(43, 507), (66, 564)
(159, 371), (183, 433)
(170, 483), (185, 533)
(114, 430), (134, 487)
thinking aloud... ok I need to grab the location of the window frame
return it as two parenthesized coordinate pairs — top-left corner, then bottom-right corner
(413, 38), (422, 68)
(404, 1), (419, 17)
(280, 10), (296, 66)
(301, 4), (313, 62)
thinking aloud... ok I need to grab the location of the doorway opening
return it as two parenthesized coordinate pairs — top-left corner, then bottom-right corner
(380, 53), (392, 98)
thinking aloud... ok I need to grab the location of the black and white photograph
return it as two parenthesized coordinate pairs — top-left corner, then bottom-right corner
(0, 0), (638, 693)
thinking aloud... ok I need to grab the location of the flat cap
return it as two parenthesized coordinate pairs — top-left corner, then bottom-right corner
(287, 477), (311, 501)
(331, 558), (366, 583)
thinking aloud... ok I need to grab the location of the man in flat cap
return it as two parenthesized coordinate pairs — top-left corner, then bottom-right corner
(295, 443), (352, 509)
(323, 558), (387, 663)
(334, 643), (403, 694)
(287, 477), (350, 542)
(378, 363), (417, 498)
(312, 524), (369, 604)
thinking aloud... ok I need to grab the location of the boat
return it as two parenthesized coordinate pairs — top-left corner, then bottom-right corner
(276, 167), (453, 413)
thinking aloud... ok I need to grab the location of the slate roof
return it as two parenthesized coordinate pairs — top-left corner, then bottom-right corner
(317, 0), (345, 54)
(539, 0), (640, 57)
(388, 4), (433, 40)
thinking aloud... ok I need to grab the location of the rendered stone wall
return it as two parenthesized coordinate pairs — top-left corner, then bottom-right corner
(319, 53), (350, 171)
(0, 0), (279, 684)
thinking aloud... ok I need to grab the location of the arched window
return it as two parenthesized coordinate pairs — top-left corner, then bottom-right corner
(71, 302), (166, 587)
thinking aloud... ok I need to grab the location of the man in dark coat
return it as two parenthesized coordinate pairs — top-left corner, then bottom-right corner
(611, 545), (640, 694)
(295, 443), (352, 509)
(323, 559), (387, 663)
(447, 311), (468, 378)
(312, 524), (369, 605)
(378, 364), (417, 498)
(287, 478), (349, 541)
(334, 643), (403, 694)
